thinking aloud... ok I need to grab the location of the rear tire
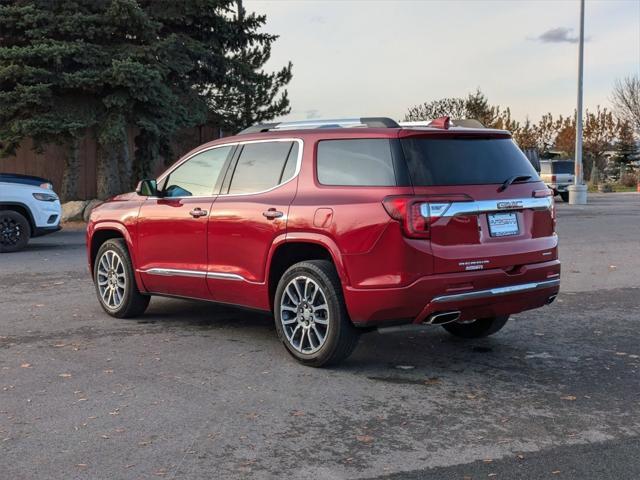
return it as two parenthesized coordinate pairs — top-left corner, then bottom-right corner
(442, 315), (509, 339)
(0, 210), (30, 253)
(559, 192), (569, 202)
(274, 260), (359, 367)
(94, 238), (150, 318)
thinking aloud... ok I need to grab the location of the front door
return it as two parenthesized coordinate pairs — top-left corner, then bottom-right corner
(137, 145), (235, 299)
(206, 139), (301, 308)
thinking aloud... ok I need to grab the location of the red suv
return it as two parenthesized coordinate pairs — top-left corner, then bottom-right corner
(87, 117), (560, 366)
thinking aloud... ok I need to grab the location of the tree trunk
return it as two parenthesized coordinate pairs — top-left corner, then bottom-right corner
(96, 141), (123, 200)
(118, 129), (133, 192)
(59, 138), (80, 202)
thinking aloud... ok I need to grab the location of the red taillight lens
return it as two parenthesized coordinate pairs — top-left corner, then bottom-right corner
(382, 196), (436, 239)
(551, 175), (556, 183)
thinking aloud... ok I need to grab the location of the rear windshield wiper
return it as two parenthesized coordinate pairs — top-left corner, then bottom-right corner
(498, 175), (532, 192)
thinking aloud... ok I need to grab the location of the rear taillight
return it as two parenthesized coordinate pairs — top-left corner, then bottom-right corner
(551, 175), (556, 183)
(383, 196), (453, 239)
(532, 188), (556, 227)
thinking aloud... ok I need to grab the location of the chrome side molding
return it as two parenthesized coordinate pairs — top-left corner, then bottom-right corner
(139, 268), (245, 282)
(432, 279), (560, 304)
(141, 268), (207, 278)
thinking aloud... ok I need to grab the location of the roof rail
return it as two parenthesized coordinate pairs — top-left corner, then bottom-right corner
(238, 117), (400, 135)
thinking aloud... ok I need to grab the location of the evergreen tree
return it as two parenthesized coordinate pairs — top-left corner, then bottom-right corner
(0, 0), (292, 199)
(612, 120), (639, 170)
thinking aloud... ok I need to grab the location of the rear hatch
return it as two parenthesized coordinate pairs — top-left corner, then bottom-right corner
(400, 133), (557, 274)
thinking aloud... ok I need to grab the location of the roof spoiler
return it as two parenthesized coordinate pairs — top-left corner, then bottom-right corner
(399, 117), (486, 129)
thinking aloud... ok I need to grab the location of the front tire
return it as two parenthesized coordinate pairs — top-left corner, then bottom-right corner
(0, 210), (31, 253)
(274, 260), (359, 367)
(559, 192), (569, 202)
(442, 315), (509, 339)
(94, 238), (150, 318)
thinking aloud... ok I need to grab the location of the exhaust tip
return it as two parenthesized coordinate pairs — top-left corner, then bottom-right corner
(546, 294), (557, 305)
(424, 311), (461, 326)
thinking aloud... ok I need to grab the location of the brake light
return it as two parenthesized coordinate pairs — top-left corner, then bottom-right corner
(382, 196), (451, 239)
(551, 175), (556, 183)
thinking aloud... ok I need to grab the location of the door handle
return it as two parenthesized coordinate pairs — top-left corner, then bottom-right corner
(189, 208), (208, 218)
(262, 208), (284, 220)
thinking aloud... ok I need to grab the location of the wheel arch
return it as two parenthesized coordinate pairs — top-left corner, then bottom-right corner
(266, 234), (349, 310)
(89, 222), (147, 293)
(0, 202), (36, 233)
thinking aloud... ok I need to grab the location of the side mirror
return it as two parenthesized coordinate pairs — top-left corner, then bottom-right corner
(136, 179), (158, 197)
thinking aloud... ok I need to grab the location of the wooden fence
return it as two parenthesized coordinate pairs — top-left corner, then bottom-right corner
(0, 125), (224, 200)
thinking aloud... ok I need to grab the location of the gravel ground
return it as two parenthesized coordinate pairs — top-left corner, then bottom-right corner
(1, 192), (639, 480)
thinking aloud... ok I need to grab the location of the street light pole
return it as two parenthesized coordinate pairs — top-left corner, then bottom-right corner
(569, 0), (588, 204)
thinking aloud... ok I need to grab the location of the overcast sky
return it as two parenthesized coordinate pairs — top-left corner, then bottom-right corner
(244, 0), (640, 124)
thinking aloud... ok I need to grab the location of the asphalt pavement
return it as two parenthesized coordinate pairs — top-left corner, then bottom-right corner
(1, 193), (639, 480)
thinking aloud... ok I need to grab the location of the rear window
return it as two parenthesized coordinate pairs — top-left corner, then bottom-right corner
(551, 161), (574, 174)
(317, 139), (396, 186)
(401, 137), (540, 186)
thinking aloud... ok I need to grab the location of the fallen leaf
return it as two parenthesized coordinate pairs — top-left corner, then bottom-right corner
(356, 434), (374, 443)
(483, 459), (493, 463)
(59, 373), (72, 378)
(552, 470), (561, 474)
(560, 395), (576, 401)
(395, 365), (415, 370)
(20, 363), (32, 368)
(291, 410), (305, 417)
(424, 377), (440, 385)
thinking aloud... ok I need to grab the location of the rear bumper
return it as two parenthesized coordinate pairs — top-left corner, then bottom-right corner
(345, 260), (560, 326)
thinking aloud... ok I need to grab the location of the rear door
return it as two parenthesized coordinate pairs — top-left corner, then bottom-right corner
(137, 145), (234, 298)
(206, 139), (301, 307)
(400, 135), (557, 274)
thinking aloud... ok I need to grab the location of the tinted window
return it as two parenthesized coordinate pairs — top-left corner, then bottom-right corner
(401, 137), (539, 186)
(164, 146), (232, 197)
(280, 142), (299, 183)
(552, 161), (574, 174)
(317, 139), (396, 186)
(228, 141), (294, 194)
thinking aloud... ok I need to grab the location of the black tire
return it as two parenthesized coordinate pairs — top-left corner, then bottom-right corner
(559, 192), (569, 202)
(274, 260), (359, 367)
(0, 210), (31, 253)
(93, 238), (150, 318)
(442, 315), (510, 339)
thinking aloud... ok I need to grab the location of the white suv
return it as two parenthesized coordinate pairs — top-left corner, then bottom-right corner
(0, 174), (62, 252)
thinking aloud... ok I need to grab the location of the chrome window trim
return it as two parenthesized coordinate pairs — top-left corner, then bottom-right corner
(151, 138), (303, 200)
(221, 138), (304, 197)
(431, 279), (560, 304)
(421, 197), (552, 218)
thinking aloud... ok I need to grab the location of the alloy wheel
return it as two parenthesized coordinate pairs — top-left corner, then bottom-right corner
(0, 216), (21, 247)
(97, 250), (127, 309)
(280, 275), (330, 354)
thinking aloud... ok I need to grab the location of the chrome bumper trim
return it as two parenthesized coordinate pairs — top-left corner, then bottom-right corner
(431, 279), (560, 304)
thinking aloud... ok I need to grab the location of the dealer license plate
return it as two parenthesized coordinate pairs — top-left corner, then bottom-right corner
(488, 212), (519, 237)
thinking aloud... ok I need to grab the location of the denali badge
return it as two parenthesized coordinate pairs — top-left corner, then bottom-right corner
(459, 259), (489, 271)
(497, 200), (524, 210)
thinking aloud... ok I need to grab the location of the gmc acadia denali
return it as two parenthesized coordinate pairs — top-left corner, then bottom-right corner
(87, 116), (560, 366)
